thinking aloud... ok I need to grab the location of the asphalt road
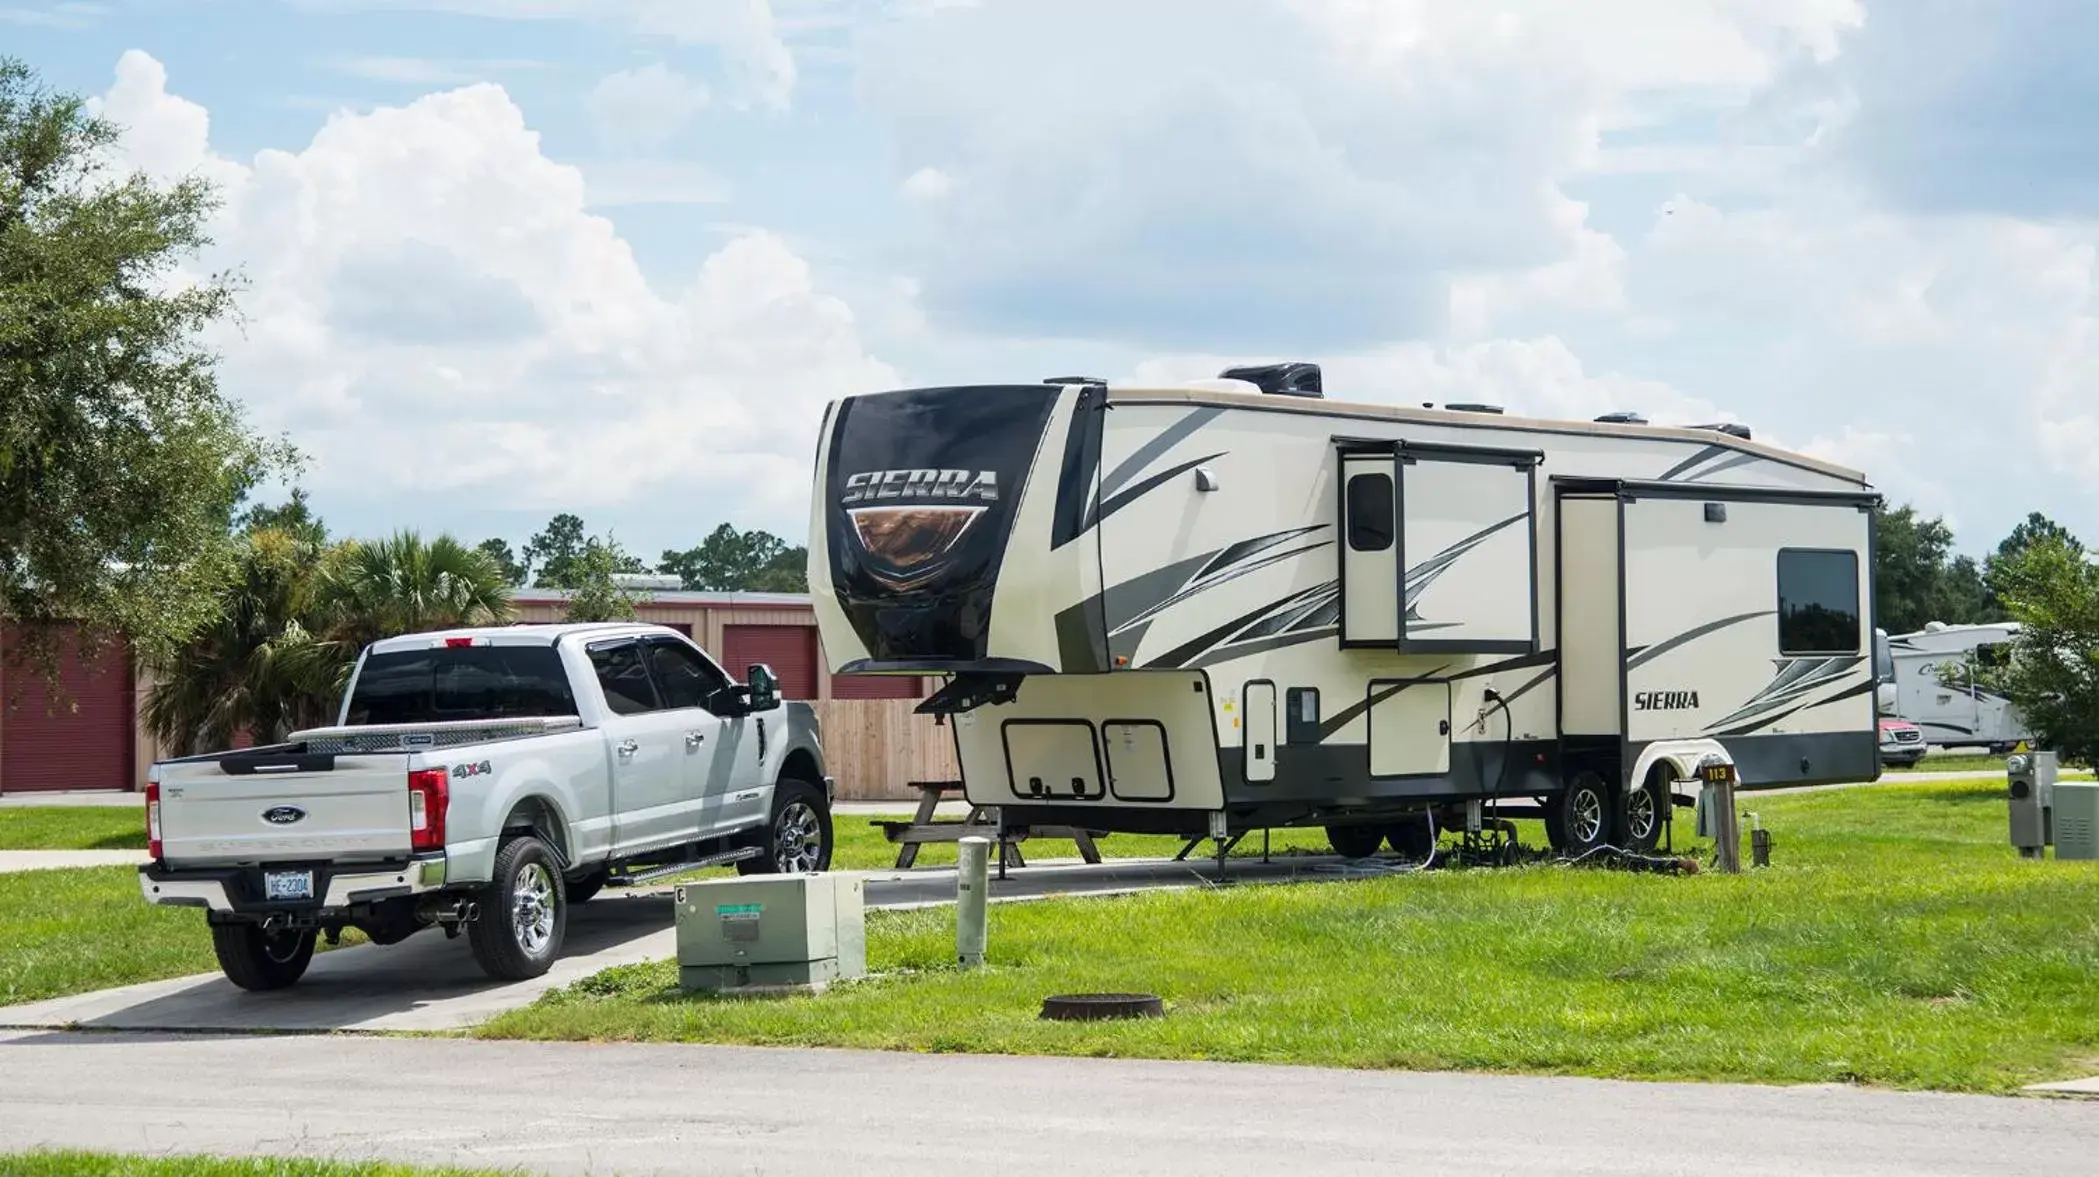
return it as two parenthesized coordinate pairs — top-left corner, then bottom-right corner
(1, 1031), (2092, 1176)
(0, 854), (1389, 1033)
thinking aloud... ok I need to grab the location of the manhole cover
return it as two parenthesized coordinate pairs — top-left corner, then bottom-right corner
(1039, 993), (1165, 1021)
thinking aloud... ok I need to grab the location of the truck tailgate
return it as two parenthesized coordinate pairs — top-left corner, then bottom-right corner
(156, 749), (416, 866)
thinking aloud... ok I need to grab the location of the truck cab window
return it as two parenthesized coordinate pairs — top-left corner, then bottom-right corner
(646, 638), (733, 711)
(589, 641), (662, 715)
(1776, 549), (1860, 655)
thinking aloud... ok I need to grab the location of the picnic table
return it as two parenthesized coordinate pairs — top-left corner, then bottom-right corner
(872, 779), (1107, 875)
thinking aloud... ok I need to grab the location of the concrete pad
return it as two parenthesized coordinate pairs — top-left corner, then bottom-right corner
(2024, 1076), (2099, 1097)
(0, 853), (1374, 1034)
(0, 850), (152, 874)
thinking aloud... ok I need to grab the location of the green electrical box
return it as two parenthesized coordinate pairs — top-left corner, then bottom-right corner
(673, 873), (867, 994)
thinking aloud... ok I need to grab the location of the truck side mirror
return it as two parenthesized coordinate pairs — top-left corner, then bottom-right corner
(746, 663), (779, 712)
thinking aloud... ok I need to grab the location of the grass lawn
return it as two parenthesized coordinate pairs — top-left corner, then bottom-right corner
(0, 1153), (515, 1176)
(1885, 752), (2006, 775)
(0, 867), (367, 1007)
(0, 806), (148, 851)
(482, 779), (2099, 1095)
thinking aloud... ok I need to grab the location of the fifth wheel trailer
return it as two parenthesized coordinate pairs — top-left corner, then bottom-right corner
(807, 364), (1883, 860)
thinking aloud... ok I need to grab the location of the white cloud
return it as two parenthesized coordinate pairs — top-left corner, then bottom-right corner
(587, 63), (711, 148)
(859, 0), (1865, 352)
(900, 167), (953, 202)
(91, 52), (893, 537)
(289, 0), (797, 108)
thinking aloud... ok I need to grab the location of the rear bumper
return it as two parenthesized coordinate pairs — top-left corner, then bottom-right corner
(138, 855), (449, 916)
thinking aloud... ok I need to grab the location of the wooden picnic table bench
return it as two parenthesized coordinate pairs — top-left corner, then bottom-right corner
(873, 779), (1107, 873)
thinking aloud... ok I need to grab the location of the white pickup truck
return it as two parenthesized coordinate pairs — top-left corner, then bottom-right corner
(139, 622), (835, 991)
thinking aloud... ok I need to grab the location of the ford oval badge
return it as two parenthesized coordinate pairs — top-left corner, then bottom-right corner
(262, 805), (307, 825)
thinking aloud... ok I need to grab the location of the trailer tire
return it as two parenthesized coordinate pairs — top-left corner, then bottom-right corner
(468, 835), (566, 981)
(211, 922), (316, 992)
(1326, 823), (1385, 859)
(1617, 767), (1669, 853)
(1549, 771), (1614, 858)
(738, 777), (833, 875)
(1385, 811), (1437, 862)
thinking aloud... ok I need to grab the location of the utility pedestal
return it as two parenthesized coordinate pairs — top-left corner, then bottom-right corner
(675, 873), (866, 995)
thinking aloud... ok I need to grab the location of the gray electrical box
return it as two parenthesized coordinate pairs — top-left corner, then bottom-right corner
(674, 873), (866, 994)
(2052, 780), (2099, 861)
(2008, 752), (2057, 858)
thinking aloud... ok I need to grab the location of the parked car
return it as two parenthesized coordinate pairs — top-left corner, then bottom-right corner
(1879, 717), (1928, 768)
(139, 622), (834, 991)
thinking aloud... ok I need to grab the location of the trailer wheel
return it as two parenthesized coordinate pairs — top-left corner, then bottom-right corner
(1617, 767), (1669, 853)
(1326, 823), (1385, 859)
(1549, 771), (1614, 858)
(468, 834), (566, 981)
(211, 922), (316, 992)
(1385, 811), (1437, 863)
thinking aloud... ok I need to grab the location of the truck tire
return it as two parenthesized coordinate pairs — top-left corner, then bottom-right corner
(469, 835), (566, 981)
(1385, 811), (1437, 862)
(565, 869), (607, 904)
(211, 922), (316, 992)
(738, 777), (833, 875)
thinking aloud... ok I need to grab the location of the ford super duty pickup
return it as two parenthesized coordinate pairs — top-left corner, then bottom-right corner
(139, 622), (835, 990)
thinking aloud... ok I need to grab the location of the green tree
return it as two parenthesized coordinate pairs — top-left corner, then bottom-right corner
(562, 537), (650, 622)
(275, 531), (517, 702)
(1872, 504), (2006, 632)
(1, 57), (289, 681)
(477, 537), (526, 587)
(1983, 535), (2099, 767)
(525, 512), (642, 588)
(659, 524), (808, 592)
(139, 522), (335, 755)
(237, 487), (327, 546)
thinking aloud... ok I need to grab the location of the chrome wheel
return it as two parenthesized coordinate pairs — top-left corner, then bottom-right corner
(1570, 784), (1606, 845)
(1624, 783), (1658, 843)
(774, 801), (824, 873)
(511, 861), (556, 956)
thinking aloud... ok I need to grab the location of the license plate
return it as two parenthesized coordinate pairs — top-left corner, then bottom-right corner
(264, 870), (314, 901)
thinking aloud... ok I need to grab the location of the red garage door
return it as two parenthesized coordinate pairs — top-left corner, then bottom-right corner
(720, 625), (819, 700)
(1, 623), (135, 794)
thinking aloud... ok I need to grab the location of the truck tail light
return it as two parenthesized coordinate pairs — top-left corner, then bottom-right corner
(408, 768), (449, 852)
(146, 783), (163, 860)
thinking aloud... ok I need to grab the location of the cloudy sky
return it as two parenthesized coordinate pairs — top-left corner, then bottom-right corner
(11, 0), (2097, 560)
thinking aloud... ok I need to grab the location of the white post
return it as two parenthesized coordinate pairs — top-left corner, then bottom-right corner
(957, 835), (990, 968)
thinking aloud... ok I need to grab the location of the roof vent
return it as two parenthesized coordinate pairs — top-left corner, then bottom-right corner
(1692, 422), (1752, 440)
(1594, 411), (1648, 425)
(1218, 362), (1323, 399)
(1445, 402), (1504, 415)
(1043, 376), (1105, 386)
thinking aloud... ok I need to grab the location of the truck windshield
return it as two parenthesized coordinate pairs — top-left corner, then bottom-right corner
(344, 646), (578, 725)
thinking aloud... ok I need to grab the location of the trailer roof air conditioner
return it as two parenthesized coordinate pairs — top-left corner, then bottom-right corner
(1218, 362), (1323, 399)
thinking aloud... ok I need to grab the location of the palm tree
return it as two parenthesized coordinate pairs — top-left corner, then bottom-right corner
(142, 527), (337, 755)
(279, 530), (518, 702)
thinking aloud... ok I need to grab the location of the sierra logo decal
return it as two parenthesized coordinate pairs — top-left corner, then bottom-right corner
(841, 469), (999, 505)
(1634, 691), (1701, 711)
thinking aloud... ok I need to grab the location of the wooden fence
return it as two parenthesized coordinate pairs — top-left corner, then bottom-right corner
(811, 698), (959, 801)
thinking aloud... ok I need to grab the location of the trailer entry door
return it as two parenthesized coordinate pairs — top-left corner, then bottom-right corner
(1338, 453), (1399, 647)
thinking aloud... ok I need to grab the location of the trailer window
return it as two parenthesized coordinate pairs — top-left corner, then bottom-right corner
(1346, 472), (1394, 552)
(345, 646), (577, 725)
(1776, 549), (1860, 655)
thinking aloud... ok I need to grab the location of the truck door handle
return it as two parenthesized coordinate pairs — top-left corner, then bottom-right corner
(617, 739), (639, 759)
(684, 731), (706, 749)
